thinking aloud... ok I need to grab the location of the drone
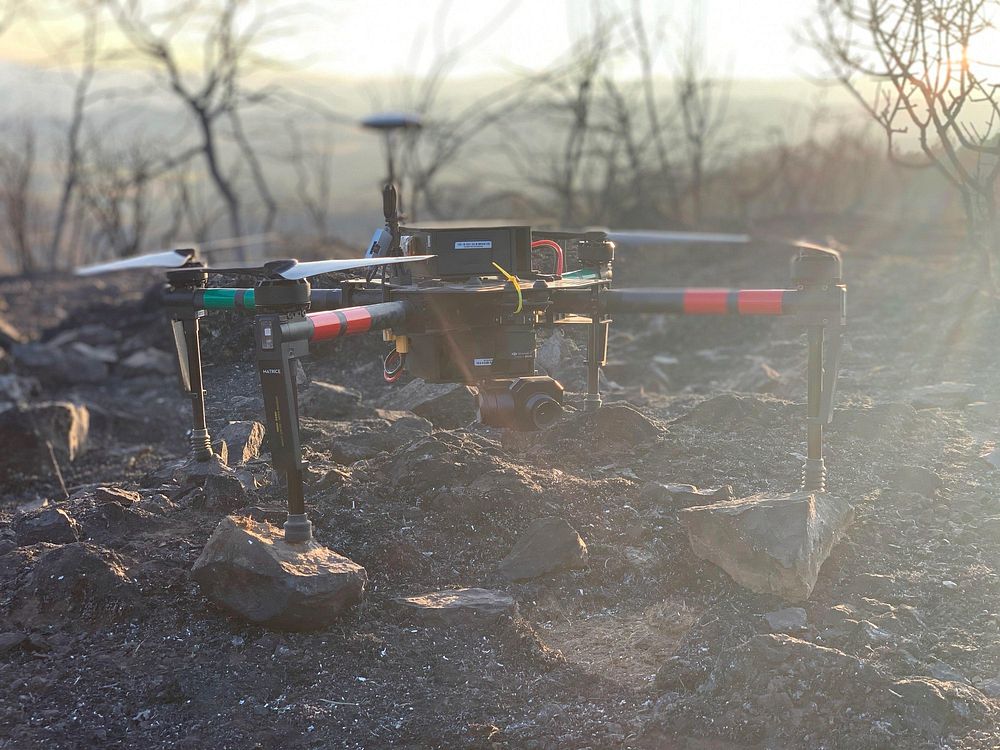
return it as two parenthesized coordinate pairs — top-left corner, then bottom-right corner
(77, 187), (846, 546)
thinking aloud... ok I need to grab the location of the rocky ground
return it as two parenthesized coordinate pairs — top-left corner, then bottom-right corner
(2, 216), (1000, 749)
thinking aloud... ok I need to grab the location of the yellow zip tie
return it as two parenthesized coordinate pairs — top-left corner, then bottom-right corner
(492, 261), (523, 313)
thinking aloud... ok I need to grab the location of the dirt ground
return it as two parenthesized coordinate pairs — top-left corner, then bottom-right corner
(2, 215), (1000, 749)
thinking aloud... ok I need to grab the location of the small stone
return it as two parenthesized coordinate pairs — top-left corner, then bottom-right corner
(641, 482), (733, 505)
(764, 607), (808, 632)
(299, 382), (363, 420)
(0, 402), (89, 482)
(119, 348), (176, 376)
(394, 588), (518, 623)
(200, 473), (251, 512)
(942, 580), (958, 589)
(378, 379), (476, 429)
(0, 374), (39, 405)
(216, 421), (265, 465)
(95, 487), (141, 505)
(14, 508), (81, 546)
(889, 465), (943, 496)
(212, 440), (229, 466)
(12, 343), (107, 385)
(891, 677), (991, 733)
(191, 516), (367, 630)
(979, 677), (1000, 698)
(498, 518), (588, 581)
(11, 543), (135, 624)
(679, 491), (854, 601)
(909, 382), (978, 410)
(0, 632), (27, 654)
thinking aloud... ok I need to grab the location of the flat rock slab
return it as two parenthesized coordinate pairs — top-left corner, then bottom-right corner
(192, 516), (367, 630)
(498, 517), (588, 581)
(394, 588), (517, 624)
(679, 492), (854, 601)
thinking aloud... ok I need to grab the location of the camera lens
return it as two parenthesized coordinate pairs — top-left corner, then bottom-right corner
(526, 394), (562, 429)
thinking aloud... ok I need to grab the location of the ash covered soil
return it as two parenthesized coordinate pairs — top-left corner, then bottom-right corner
(2, 218), (1000, 749)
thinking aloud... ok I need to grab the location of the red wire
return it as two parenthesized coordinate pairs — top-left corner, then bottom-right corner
(531, 239), (564, 276)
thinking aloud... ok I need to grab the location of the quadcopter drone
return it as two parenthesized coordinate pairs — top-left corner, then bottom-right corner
(77, 185), (846, 545)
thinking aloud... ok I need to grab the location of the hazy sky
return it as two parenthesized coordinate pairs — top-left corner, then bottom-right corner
(282, 1), (821, 80)
(1, 0), (823, 81)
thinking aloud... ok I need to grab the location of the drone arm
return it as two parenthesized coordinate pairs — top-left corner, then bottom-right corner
(599, 288), (789, 315)
(305, 301), (411, 343)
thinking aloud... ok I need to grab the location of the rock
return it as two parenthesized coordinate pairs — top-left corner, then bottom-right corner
(69, 341), (117, 364)
(909, 382), (978, 409)
(0, 314), (25, 349)
(95, 486), (141, 505)
(537, 403), (661, 456)
(298, 381), (363, 419)
(191, 516), (367, 630)
(216, 421), (265, 465)
(764, 607), (808, 632)
(888, 465), (942, 496)
(891, 677), (991, 734)
(727, 358), (784, 394)
(0, 631), (27, 654)
(640, 482), (733, 506)
(0, 403), (89, 482)
(12, 342), (108, 385)
(678, 491), (854, 601)
(378, 379), (476, 429)
(394, 588), (518, 623)
(979, 677), (1000, 699)
(145, 454), (231, 488)
(212, 439), (229, 465)
(198, 473), (251, 512)
(14, 508), (81, 546)
(119, 348), (176, 377)
(11, 543), (135, 624)
(681, 393), (780, 428)
(0, 374), (39, 405)
(498, 517), (588, 581)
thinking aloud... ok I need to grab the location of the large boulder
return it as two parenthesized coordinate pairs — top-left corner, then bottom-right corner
(378, 379), (476, 429)
(498, 517), (589, 581)
(679, 492), (854, 601)
(394, 588), (518, 624)
(0, 402), (89, 482)
(192, 516), (367, 630)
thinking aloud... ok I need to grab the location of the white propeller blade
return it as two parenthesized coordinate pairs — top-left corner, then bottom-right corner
(75, 249), (195, 276)
(603, 229), (752, 245)
(277, 254), (435, 280)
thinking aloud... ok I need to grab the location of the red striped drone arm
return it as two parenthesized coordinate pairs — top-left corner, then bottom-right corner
(602, 288), (789, 316)
(306, 301), (410, 342)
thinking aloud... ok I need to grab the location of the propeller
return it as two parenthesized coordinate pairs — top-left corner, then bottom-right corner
(75, 248), (197, 276)
(601, 229), (751, 245)
(76, 245), (433, 281)
(203, 254), (434, 281)
(74, 233), (278, 276)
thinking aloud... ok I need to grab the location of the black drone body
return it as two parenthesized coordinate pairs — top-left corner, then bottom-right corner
(246, 223), (845, 542)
